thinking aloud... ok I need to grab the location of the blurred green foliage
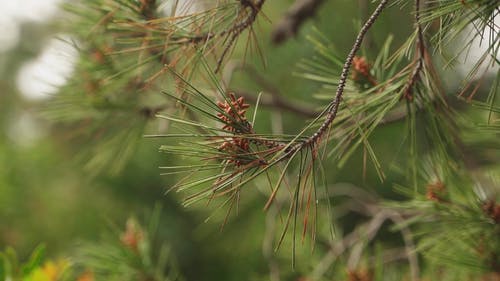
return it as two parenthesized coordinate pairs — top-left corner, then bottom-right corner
(0, 0), (498, 280)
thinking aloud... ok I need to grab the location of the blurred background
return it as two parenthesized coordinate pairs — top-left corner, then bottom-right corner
(0, 0), (497, 280)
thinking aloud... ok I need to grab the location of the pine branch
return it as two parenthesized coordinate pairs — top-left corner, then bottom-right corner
(291, 0), (390, 154)
(154, 0), (391, 212)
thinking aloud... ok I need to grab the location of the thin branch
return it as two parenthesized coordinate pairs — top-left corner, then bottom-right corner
(294, 0), (389, 153)
(231, 89), (318, 117)
(223, 61), (319, 117)
(216, 0), (389, 157)
(367, 247), (416, 265)
(139, 104), (170, 119)
(402, 0), (426, 100)
(312, 212), (388, 279)
(115, 1), (267, 73)
(384, 210), (420, 281)
(214, 0), (267, 72)
(318, 184), (420, 281)
(271, 0), (326, 44)
(358, 0), (374, 49)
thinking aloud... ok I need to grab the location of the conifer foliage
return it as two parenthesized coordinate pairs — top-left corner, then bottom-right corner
(41, 0), (499, 280)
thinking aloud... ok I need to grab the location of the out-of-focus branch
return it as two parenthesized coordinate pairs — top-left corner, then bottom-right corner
(310, 184), (420, 281)
(231, 89), (318, 117)
(312, 212), (388, 279)
(223, 61), (319, 117)
(271, 0), (326, 45)
(139, 104), (169, 119)
(384, 210), (420, 281)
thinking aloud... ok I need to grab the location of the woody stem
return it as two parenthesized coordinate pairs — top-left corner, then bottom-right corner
(288, 0), (389, 155)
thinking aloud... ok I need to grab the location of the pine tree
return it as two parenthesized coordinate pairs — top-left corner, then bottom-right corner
(31, 0), (500, 280)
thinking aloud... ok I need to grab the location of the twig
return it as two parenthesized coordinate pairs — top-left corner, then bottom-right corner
(384, 210), (420, 281)
(220, 0), (389, 157)
(124, 1), (266, 73)
(232, 90), (318, 118)
(223, 61), (319, 117)
(367, 247), (416, 265)
(402, 0), (426, 100)
(271, 0), (326, 44)
(295, 0), (389, 153)
(358, 0), (375, 50)
(139, 104), (170, 118)
(214, 0), (266, 72)
(311, 212), (388, 280)
(313, 184), (420, 281)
